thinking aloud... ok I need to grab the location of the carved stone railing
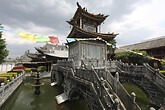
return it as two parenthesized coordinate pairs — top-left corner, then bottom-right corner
(56, 59), (165, 109)
(109, 60), (165, 89)
(68, 68), (105, 110)
(143, 63), (165, 88)
(94, 68), (140, 110)
(57, 59), (75, 69)
(0, 72), (24, 107)
(72, 60), (140, 110)
(75, 67), (126, 110)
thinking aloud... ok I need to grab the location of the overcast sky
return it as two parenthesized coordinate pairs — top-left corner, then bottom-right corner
(1, 0), (165, 58)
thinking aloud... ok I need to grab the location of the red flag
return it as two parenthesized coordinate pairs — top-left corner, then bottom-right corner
(154, 58), (161, 61)
(49, 36), (59, 44)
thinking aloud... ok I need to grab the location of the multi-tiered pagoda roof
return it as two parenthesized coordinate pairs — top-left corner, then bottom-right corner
(67, 2), (118, 41)
(67, 25), (117, 41)
(67, 2), (108, 25)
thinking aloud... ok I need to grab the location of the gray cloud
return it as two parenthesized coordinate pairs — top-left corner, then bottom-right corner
(0, 0), (75, 35)
(116, 28), (153, 46)
(0, 0), (158, 58)
(0, 0), (151, 35)
(6, 43), (44, 58)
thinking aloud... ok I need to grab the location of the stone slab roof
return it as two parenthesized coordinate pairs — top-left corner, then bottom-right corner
(115, 36), (165, 53)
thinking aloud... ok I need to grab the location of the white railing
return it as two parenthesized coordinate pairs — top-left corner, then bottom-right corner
(0, 72), (24, 107)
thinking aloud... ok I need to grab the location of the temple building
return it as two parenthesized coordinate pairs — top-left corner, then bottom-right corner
(34, 43), (68, 63)
(67, 2), (118, 42)
(20, 2), (117, 69)
(66, 2), (118, 64)
(115, 36), (165, 69)
(19, 43), (68, 70)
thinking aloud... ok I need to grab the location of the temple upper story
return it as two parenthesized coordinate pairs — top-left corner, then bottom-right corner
(67, 2), (108, 32)
(67, 2), (118, 41)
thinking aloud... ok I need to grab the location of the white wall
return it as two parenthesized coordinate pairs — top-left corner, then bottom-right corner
(0, 62), (16, 73)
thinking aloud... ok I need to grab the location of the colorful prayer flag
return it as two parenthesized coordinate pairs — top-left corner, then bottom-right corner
(66, 38), (76, 43)
(59, 37), (67, 44)
(75, 38), (86, 41)
(137, 53), (143, 55)
(0, 28), (19, 35)
(49, 36), (59, 44)
(35, 35), (50, 43)
(18, 32), (36, 41)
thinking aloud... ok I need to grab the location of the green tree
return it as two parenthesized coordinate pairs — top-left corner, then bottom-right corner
(0, 23), (9, 64)
(107, 39), (116, 54)
(114, 49), (151, 65)
(161, 57), (165, 70)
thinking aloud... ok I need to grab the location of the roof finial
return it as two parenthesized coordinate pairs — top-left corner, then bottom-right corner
(77, 2), (82, 8)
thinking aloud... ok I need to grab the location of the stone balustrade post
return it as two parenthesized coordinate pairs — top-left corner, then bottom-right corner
(150, 107), (155, 110)
(115, 72), (119, 94)
(7, 80), (10, 84)
(131, 92), (136, 110)
(131, 92), (136, 103)
(115, 72), (119, 82)
(104, 66), (107, 80)
(100, 77), (104, 97)
(103, 59), (105, 66)
(114, 98), (120, 110)
(1, 83), (4, 97)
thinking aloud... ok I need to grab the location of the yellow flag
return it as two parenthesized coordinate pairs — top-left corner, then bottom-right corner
(75, 38), (85, 41)
(107, 43), (112, 46)
(18, 32), (36, 41)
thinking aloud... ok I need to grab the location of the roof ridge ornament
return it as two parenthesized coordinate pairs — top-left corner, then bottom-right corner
(76, 2), (82, 9)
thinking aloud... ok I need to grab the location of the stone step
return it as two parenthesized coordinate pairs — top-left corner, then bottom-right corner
(50, 82), (57, 86)
(55, 92), (68, 104)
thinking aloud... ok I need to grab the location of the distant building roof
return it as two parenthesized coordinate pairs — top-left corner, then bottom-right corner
(35, 44), (68, 58)
(19, 50), (33, 62)
(44, 50), (68, 58)
(26, 52), (46, 61)
(115, 36), (165, 53)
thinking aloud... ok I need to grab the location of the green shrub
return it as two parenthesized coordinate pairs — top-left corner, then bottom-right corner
(115, 49), (151, 65)
(5, 73), (17, 78)
(0, 77), (7, 85)
(12, 69), (24, 72)
(122, 82), (150, 109)
(25, 68), (31, 72)
(161, 58), (165, 70)
(0, 75), (12, 81)
(38, 66), (47, 72)
(160, 70), (165, 76)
